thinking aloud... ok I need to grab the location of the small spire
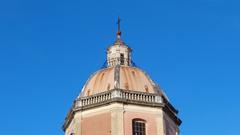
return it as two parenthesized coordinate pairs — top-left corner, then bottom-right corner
(116, 16), (121, 39)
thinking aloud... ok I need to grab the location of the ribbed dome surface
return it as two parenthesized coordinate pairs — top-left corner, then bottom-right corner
(80, 66), (159, 97)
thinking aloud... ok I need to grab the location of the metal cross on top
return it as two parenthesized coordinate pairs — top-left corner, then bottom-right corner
(117, 16), (121, 37)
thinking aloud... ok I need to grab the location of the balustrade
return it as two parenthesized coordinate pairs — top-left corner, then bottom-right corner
(75, 89), (162, 108)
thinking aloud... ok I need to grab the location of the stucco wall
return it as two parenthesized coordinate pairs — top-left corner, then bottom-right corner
(81, 112), (111, 135)
(65, 103), (178, 135)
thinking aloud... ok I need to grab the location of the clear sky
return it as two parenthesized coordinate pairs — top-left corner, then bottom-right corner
(0, 0), (239, 135)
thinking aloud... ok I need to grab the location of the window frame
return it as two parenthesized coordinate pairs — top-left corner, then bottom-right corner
(132, 118), (146, 135)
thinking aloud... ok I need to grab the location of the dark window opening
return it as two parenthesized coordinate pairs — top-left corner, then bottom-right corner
(120, 53), (124, 65)
(132, 119), (146, 135)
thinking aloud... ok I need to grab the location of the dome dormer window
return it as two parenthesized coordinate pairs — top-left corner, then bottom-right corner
(107, 83), (111, 91)
(124, 83), (129, 90)
(87, 89), (90, 96)
(145, 85), (149, 93)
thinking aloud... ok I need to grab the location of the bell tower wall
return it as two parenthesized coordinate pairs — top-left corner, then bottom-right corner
(65, 103), (176, 135)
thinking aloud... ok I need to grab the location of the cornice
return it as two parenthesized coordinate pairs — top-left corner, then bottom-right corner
(62, 89), (181, 131)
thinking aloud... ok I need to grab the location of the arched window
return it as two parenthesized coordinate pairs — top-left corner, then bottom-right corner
(132, 119), (146, 135)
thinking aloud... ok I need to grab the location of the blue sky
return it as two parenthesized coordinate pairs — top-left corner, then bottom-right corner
(0, 0), (240, 134)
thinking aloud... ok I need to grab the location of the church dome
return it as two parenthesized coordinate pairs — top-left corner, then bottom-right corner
(79, 18), (162, 98)
(80, 66), (160, 97)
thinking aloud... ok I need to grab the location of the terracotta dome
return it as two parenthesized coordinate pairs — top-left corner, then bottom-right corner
(80, 66), (160, 97)
(78, 29), (164, 97)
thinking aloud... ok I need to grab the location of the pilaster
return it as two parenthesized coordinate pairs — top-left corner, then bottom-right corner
(156, 109), (165, 135)
(111, 103), (124, 135)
